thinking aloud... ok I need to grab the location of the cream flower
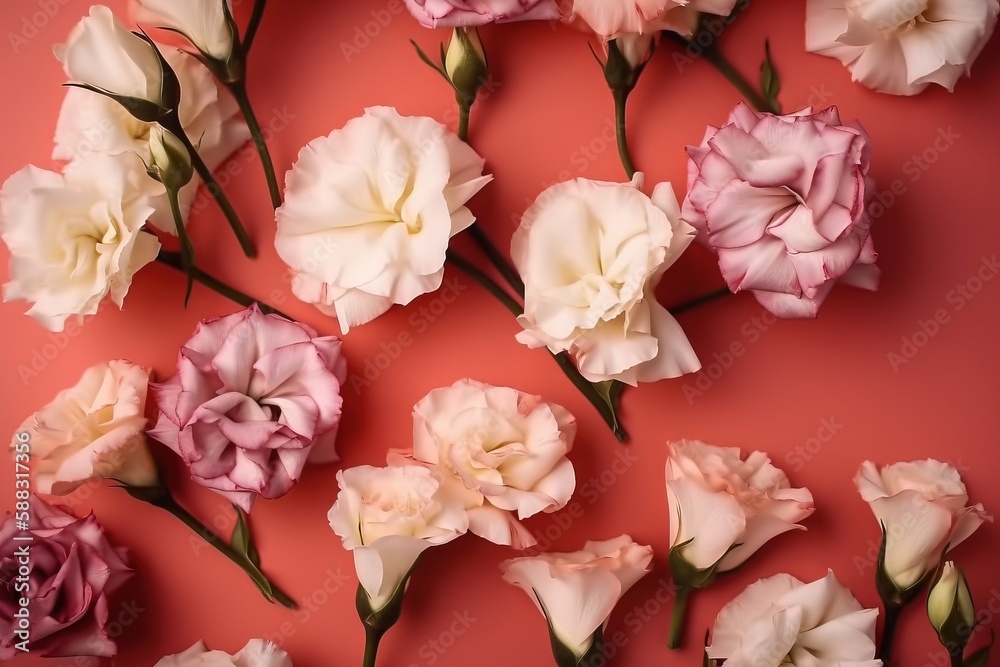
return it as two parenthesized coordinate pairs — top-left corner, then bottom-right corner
(53, 46), (249, 234)
(275, 106), (492, 333)
(512, 175), (700, 385)
(133, 0), (235, 61)
(806, 0), (1000, 95)
(0, 154), (160, 331)
(154, 639), (292, 667)
(15, 360), (157, 495)
(328, 465), (469, 611)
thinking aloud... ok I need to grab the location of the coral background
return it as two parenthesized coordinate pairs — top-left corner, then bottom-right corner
(2, 1), (1000, 666)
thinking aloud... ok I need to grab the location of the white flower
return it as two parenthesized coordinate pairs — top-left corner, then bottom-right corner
(56, 5), (165, 105)
(806, 0), (1000, 95)
(53, 47), (250, 234)
(1, 154), (160, 332)
(154, 639), (292, 667)
(133, 0), (235, 61)
(411, 379), (577, 548)
(275, 106), (492, 333)
(512, 175), (700, 385)
(709, 571), (881, 667)
(856, 459), (992, 590)
(328, 465), (469, 611)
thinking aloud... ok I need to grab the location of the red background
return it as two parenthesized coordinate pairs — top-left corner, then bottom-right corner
(2, 1), (999, 665)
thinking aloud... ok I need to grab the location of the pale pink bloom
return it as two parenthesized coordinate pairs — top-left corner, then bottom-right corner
(682, 104), (879, 318)
(149, 305), (347, 513)
(0, 497), (131, 659)
(410, 379), (577, 548)
(15, 359), (157, 495)
(328, 465), (469, 611)
(806, 0), (999, 95)
(856, 459), (991, 589)
(500, 536), (653, 657)
(667, 440), (814, 572)
(709, 571), (880, 667)
(405, 0), (562, 27)
(154, 639), (292, 667)
(560, 0), (739, 38)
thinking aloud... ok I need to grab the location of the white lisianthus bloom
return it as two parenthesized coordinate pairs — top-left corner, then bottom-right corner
(806, 0), (1000, 95)
(0, 154), (160, 332)
(275, 106), (492, 333)
(512, 174), (700, 385)
(133, 0), (236, 61)
(53, 46), (249, 234)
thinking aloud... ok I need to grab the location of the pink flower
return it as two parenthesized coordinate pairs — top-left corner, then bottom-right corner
(410, 379), (577, 549)
(149, 305), (347, 513)
(15, 359), (158, 495)
(154, 639), (292, 666)
(682, 104), (880, 318)
(667, 440), (815, 573)
(0, 497), (131, 659)
(404, 0), (562, 27)
(500, 536), (653, 659)
(559, 0), (738, 39)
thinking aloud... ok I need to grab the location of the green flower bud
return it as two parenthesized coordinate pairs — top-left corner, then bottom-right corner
(928, 562), (976, 651)
(445, 27), (487, 103)
(147, 126), (193, 191)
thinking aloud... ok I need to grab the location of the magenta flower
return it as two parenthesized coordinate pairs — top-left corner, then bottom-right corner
(149, 305), (347, 512)
(682, 104), (879, 318)
(0, 496), (131, 658)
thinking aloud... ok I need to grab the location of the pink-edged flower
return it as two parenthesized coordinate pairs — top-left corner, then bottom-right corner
(154, 639), (292, 667)
(709, 571), (880, 667)
(14, 359), (158, 495)
(682, 103), (880, 318)
(0, 497), (131, 659)
(409, 379), (577, 549)
(149, 305), (347, 513)
(559, 0), (739, 39)
(806, 0), (999, 96)
(667, 440), (815, 574)
(405, 0), (562, 27)
(856, 459), (992, 590)
(500, 536), (653, 659)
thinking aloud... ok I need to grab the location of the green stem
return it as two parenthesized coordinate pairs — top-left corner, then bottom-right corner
(949, 650), (963, 667)
(446, 252), (627, 442)
(664, 33), (777, 114)
(164, 186), (196, 304)
(242, 0), (267, 55)
(127, 486), (296, 608)
(160, 113), (256, 257)
(156, 250), (291, 319)
(669, 587), (691, 649)
(669, 286), (732, 316)
(879, 603), (902, 666)
(613, 88), (637, 179)
(362, 625), (385, 667)
(230, 81), (282, 209)
(455, 100), (526, 297)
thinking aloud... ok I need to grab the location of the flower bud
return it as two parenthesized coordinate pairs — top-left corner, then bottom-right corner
(603, 36), (654, 95)
(445, 27), (487, 103)
(617, 34), (655, 69)
(147, 126), (193, 191)
(928, 562), (976, 650)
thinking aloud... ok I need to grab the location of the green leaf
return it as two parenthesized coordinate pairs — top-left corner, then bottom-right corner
(759, 40), (781, 113)
(409, 39), (454, 88)
(231, 504), (261, 569)
(63, 83), (170, 124)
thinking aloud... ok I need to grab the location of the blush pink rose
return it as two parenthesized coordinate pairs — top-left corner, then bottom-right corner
(149, 305), (347, 513)
(682, 103), (880, 318)
(0, 497), (131, 659)
(404, 0), (562, 27)
(559, 0), (739, 38)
